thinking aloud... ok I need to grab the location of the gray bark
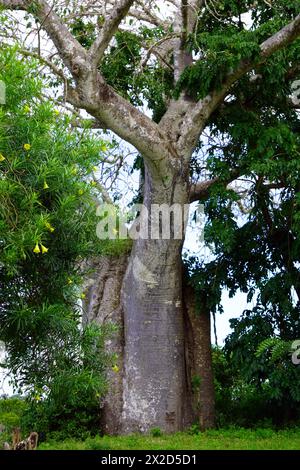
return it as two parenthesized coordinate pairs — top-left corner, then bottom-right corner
(121, 239), (187, 432)
(83, 254), (128, 434)
(84, 168), (197, 433)
(120, 168), (191, 433)
(184, 284), (215, 430)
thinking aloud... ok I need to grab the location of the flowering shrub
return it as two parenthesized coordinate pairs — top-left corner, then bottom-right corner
(0, 49), (114, 437)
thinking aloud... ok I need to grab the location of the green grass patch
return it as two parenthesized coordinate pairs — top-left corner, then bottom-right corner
(38, 428), (300, 450)
(1, 397), (300, 450)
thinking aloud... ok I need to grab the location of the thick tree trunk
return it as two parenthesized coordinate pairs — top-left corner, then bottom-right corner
(85, 166), (215, 434)
(121, 240), (188, 432)
(120, 168), (191, 433)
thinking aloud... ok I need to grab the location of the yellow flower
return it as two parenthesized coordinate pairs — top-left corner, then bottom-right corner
(34, 394), (41, 402)
(80, 293), (86, 300)
(0, 154), (5, 162)
(100, 144), (108, 152)
(40, 244), (49, 254)
(67, 278), (73, 285)
(71, 167), (78, 176)
(23, 143), (31, 151)
(45, 222), (55, 232)
(92, 166), (98, 172)
(33, 243), (41, 254)
(43, 180), (49, 190)
(78, 189), (84, 196)
(23, 105), (31, 114)
(90, 181), (97, 187)
(112, 365), (119, 373)
(54, 109), (60, 116)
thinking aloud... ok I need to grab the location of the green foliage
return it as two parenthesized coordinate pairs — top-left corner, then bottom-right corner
(0, 396), (27, 426)
(175, 28), (260, 100)
(212, 346), (278, 428)
(191, 374), (201, 392)
(0, 0), (300, 437)
(97, 238), (132, 257)
(150, 427), (163, 438)
(0, 49), (115, 437)
(6, 321), (116, 439)
(187, 423), (200, 435)
(180, 1), (300, 430)
(186, 9), (300, 427)
(225, 307), (300, 424)
(189, 84), (300, 418)
(101, 28), (173, 122)
(255, 338), (292, 362)
(0, 396), (28, 447)
(70, 18), (96, 48)
(173, 0), (300, 101)
(0, 49), (108, 279)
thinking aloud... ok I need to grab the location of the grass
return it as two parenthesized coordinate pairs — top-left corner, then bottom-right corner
(38, 428), (300, 450)
(1, 397), (300, 450)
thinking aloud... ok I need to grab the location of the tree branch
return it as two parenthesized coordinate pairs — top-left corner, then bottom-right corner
(129, 6), (168, 28)
(183, 0), (204, 35)
(190, 177), (220, 202)
(173, 1), (204, 82)
(89, 0), (135, 66)
(260, 14), (300, 59)
(0, 0), (87, 74)
(0, 0), (26, 7)
(190, 170), (240, 202)
(0, 0), (173, 174)
(17, 48), (66, 80)
(66, 79), (172, 175)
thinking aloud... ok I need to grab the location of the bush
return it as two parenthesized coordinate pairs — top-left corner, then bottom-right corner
(19, 322), (115, 440)
(0, 49), (116, 439)
(212, 346), (287, 428)
(0, 396), (28, 447)
(150, 427), (163, 437)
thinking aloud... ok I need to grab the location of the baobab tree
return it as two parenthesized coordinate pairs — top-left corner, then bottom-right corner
(0, 0), (299, 434)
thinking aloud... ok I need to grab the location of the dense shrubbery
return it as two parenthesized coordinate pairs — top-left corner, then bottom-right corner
(213, 347), (272, 428)
(0, 49), (117, 439)
(0, 396), (28, 446)
(213, 342), (300, 428)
